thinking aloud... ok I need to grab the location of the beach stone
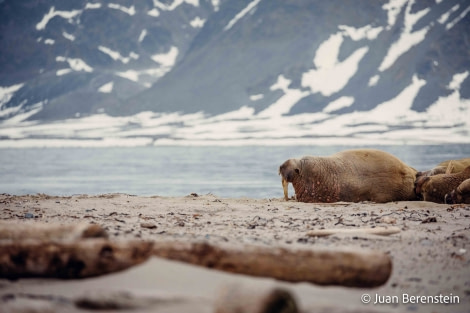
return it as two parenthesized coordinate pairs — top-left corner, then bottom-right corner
(214, 283), (298, 313)
(141, 222), (157, 229)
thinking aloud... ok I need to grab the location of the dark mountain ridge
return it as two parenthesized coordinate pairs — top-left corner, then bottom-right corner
(0, 0), (469, 126)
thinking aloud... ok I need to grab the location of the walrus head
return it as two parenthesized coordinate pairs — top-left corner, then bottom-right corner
(445, 190), (458, 204)
(414, 175), (430, 200)
(445, 179), (470, 204)
(279, 159), (302, 200)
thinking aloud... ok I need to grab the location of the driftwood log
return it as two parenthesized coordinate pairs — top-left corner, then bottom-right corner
(151, 241), (392, 287)
(307, 226), (401, 237)
(0, 238), (154, 279)
(0, 222), (153, 279)
(0, 222), (391, 287)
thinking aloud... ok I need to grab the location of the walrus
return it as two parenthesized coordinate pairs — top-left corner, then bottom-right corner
(279, 149), (418, 203)
(417, 157), (470, 177)
(445, 178), (470, 204)
(415, 166), (470, 203)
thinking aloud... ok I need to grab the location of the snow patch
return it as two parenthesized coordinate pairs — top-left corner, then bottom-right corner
(152, 0), (199, 11)
(151, 46), (179, 67)
(56, 56), (93, 72)
(379, 1), (430, 72)
(85, 3), (101, 9)
(98, 82), (114, 93)
(313, 33), (342, 68)
(302, 32), (368, 97)
(446, 5), (470, 30)
(211, 0), (220, 11)
(250, 94), (264, 101)
(425, 72), (470, 127)
(108, 3), (135, 16)
(368, 75), (380, 87)
(323, 97), (354, 113)
(382, 0), (408, 30)
(0, 83), (24, 108)
(115, 66), (171, 86)
(56, 69), (73, 76)
(368, 75), (425, 123)
(270, 75), (291, 92)
(258, 75), (309, 117)
(1, 101), (43, 125)
(448, 71), (469, 91)
(147, 8), (160, 17)
(62, 31), (75, 41)
(224, 0), (262, 31)
(138, 29), (147, 43)
(116, 70), (139, 82)
(190, 17), (205, 28)
(339, 25), (383, 41)
(98, 46), (139, 64)
(438, 4), (459, 24)
(36, 6), (82, 31)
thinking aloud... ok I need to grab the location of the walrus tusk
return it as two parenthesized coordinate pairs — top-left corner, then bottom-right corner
(445, 161), (454, 174)
(282, 178), (289, 200)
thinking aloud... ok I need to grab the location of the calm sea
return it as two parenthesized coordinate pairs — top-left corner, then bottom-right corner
(0, 145), (469, 198)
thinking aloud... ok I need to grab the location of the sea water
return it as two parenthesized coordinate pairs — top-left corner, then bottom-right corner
(0, 145), (469, 198)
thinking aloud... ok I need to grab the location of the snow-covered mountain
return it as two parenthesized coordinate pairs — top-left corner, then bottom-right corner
(0, 0), (469, 147)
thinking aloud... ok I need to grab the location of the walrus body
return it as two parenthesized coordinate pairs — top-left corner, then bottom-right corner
(279, 149), (418, 203)
(415, 166), (470, 203)
(445, 178), (470, 204)
(418, 158), (470, 177)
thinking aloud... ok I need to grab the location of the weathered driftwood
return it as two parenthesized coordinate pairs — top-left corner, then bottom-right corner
(0, 221), (107, 241)
(307, 226), (401, 237)
(214, 283), (298, 313)
(152, 241), (392, 287)
(0, 222), (390, 287)
(75, 290), (188, 310)
(1, 291), (209, 313)
(0, 238), (153, 279)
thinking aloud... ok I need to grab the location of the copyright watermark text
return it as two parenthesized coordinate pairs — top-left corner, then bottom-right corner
(361, 293), (460, 305)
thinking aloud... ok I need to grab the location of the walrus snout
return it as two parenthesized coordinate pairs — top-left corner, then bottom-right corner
(444, 191), (455, 204)
(414, 176), (429, 199)
(279, 159), (301, 201)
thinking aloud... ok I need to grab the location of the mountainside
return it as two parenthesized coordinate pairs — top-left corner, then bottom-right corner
(0, 0), (221, 120)
(0, 0), (469, 146)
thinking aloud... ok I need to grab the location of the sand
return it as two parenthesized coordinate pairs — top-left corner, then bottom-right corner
(0, 193), (469, 313)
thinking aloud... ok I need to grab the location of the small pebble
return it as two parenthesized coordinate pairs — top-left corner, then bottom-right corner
(140, 222), (157, 229)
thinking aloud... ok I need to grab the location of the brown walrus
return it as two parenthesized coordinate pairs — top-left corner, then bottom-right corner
(415, 166), (470, 203)
(279, 149), (418, 203)
(445, 178), (470, 204)
(417, 157), (470, 177)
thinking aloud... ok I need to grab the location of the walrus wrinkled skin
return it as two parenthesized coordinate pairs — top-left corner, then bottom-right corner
(279, 149), (418, 203)
(417, 158), (470, 177)
(445, 178), (470, 204)
(415, 166), (470, 203)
